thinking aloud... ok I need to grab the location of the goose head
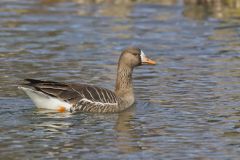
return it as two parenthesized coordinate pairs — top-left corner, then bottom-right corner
(115, 47), (156, 107)
(119, 47), (156, 68)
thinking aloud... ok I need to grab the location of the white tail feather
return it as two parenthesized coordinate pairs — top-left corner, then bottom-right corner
(18, 86), (72, 111)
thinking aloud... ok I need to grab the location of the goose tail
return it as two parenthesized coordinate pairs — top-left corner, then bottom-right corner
(18, 86), (72, 112)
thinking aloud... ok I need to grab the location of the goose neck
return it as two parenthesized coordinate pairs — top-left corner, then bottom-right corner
(115, 64), (134, 94)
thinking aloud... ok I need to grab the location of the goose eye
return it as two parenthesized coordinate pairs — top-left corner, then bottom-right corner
(133, 53), (138, 56)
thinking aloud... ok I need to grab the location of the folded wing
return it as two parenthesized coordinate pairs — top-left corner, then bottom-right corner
(23, 79), (118, 106)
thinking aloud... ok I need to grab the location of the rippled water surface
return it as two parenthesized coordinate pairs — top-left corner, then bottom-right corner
(1, 0), (240, 159)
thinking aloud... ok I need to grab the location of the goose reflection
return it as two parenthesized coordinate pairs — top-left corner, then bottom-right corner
(32, 109), (74, 132)
(114, 105), (142, 153)
(30, 106), (142, 155)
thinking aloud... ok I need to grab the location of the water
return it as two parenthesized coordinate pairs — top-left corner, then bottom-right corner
(1, 0), (240, 159)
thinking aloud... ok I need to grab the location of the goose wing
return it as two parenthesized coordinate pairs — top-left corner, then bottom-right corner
(23, 79), (118, 106)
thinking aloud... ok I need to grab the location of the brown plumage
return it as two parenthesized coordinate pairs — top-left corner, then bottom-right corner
(19, 47), (156, 113)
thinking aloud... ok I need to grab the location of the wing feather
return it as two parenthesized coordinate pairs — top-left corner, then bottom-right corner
(23, 79), (117, 105)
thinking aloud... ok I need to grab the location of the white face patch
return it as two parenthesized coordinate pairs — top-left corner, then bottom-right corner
(140, 50), (146, 61)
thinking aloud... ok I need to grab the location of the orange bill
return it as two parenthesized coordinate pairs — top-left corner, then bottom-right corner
(141, 56), (156, 65)
(140, 50), (156, 65)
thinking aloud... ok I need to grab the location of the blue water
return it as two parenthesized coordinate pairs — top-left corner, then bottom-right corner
(0, 0), (240, 159)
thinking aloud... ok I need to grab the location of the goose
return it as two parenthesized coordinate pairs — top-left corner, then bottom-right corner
(18, 47), (156, 113)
